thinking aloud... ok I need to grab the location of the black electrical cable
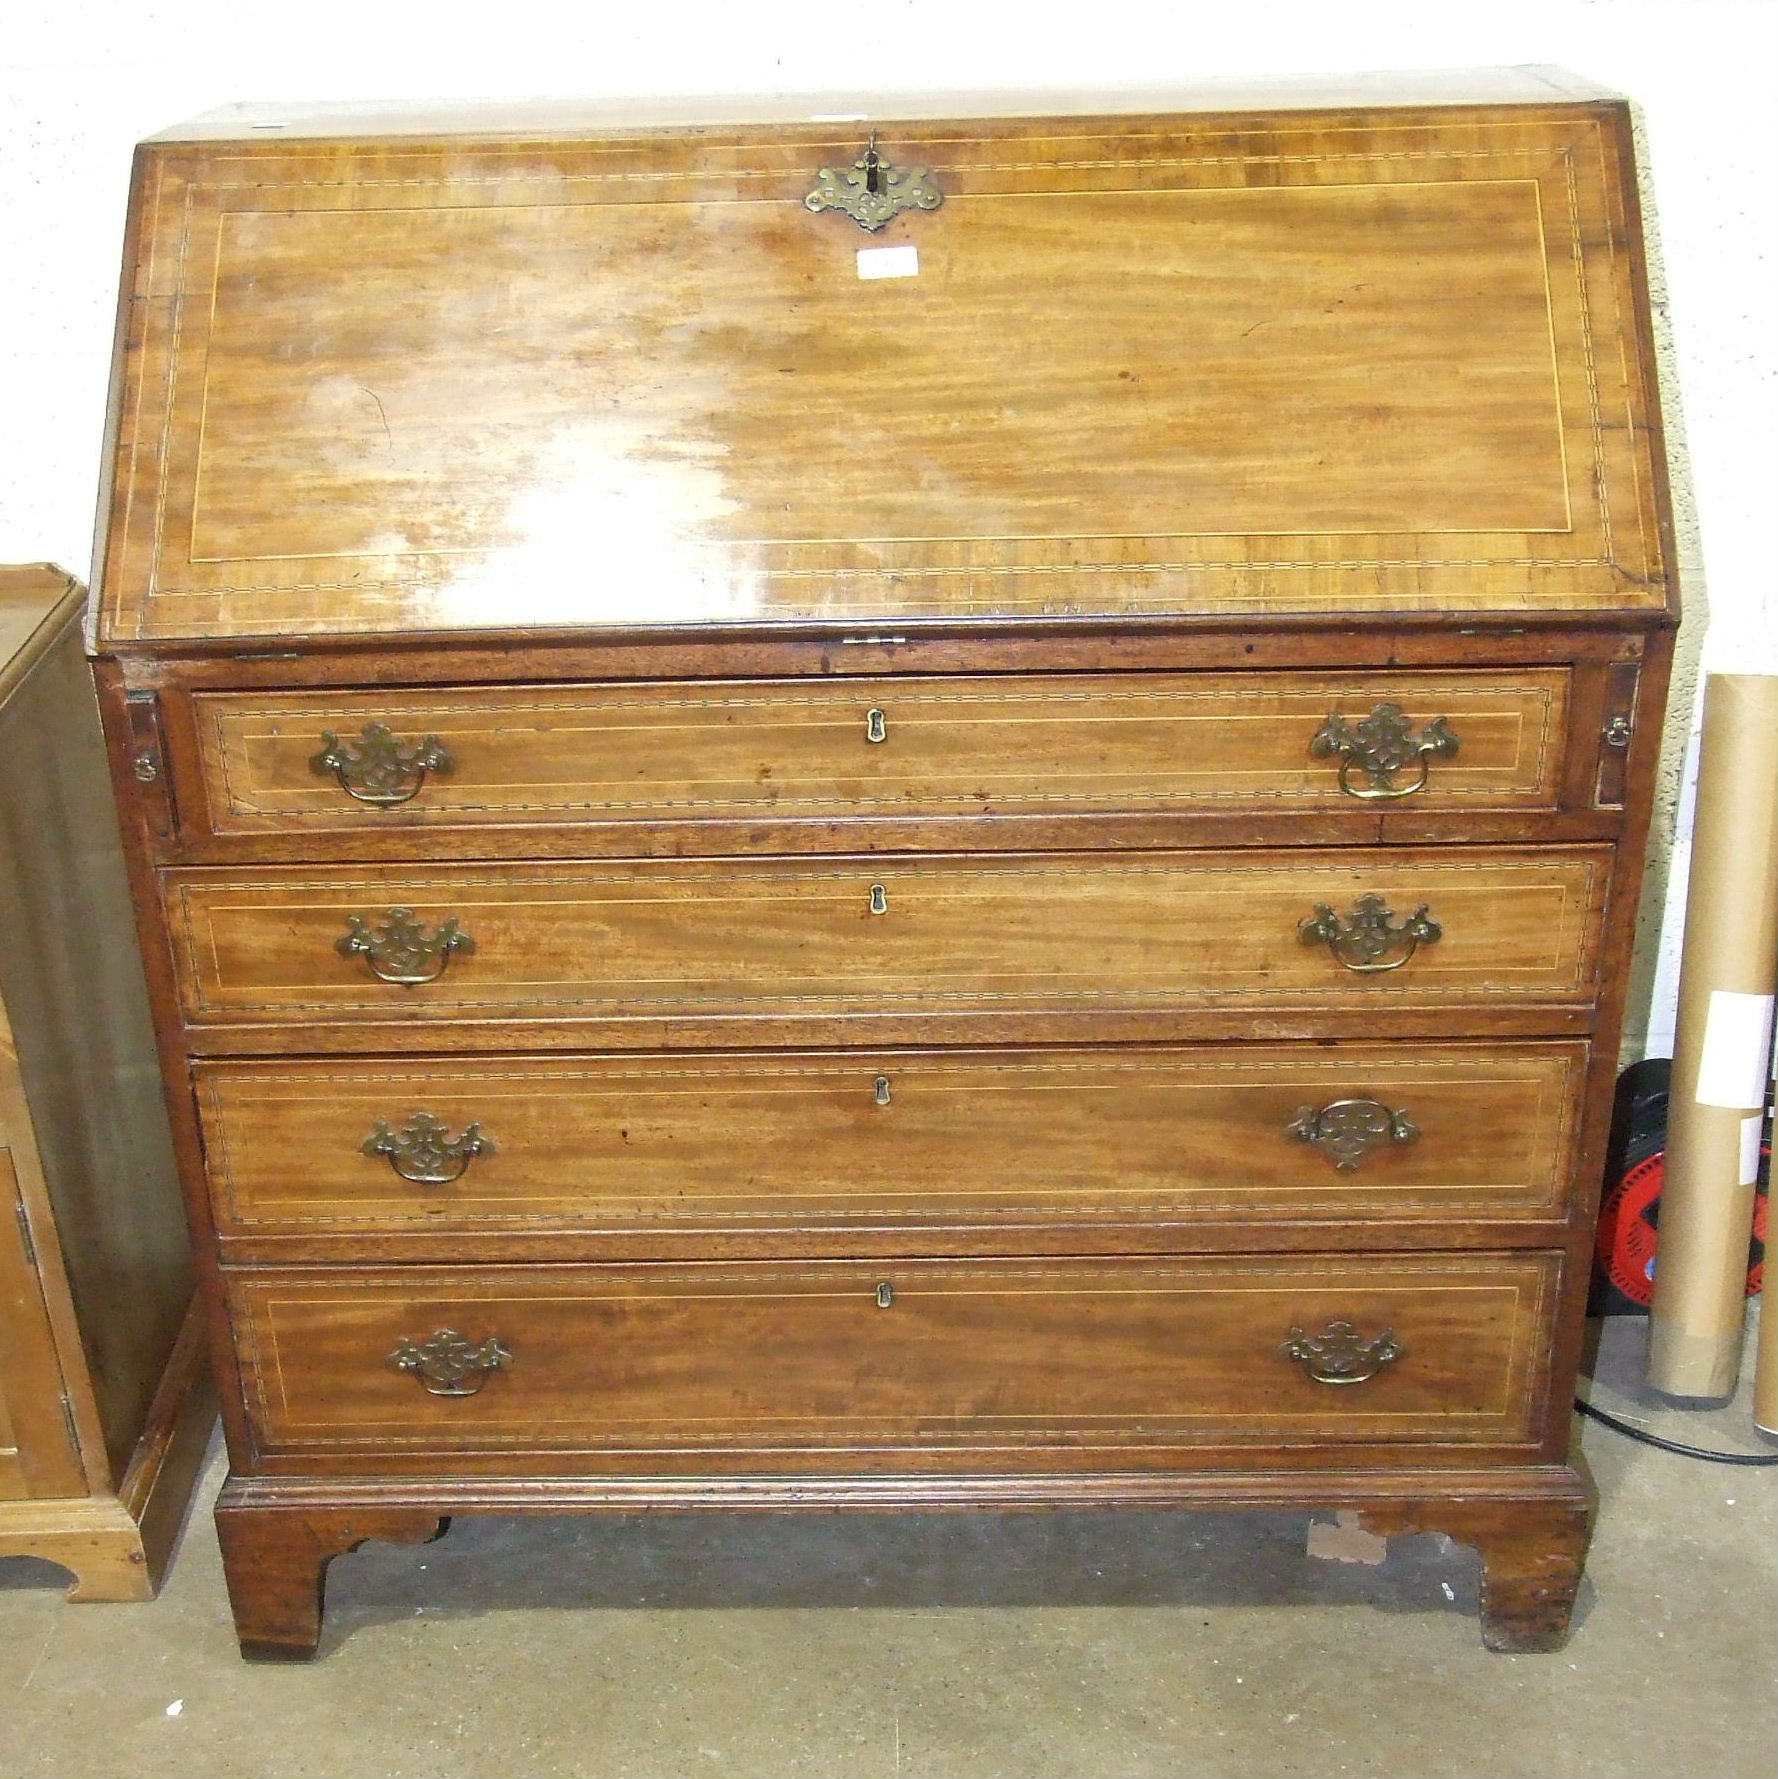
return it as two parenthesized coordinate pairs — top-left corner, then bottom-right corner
(1575, 1396), (1778, 1465)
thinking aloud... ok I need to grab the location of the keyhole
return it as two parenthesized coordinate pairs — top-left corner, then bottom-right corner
(869, 883), (889, 915)
(864, 136), (883, 194)
(865, 708), (888, 744)
(875, 1282), (894, 1308)
(874, 1075), (892, 1106)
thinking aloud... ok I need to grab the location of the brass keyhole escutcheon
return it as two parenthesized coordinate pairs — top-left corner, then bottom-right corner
(865, 708), (888, 744)
(874, 1075), (892, 1106)
(804, 135), (944, 233)
(869, 883), (889, 915)
(876, 1282), (895, 1308)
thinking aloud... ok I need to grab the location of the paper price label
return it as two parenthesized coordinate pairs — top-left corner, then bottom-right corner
(1742, 1115), (1766, 1187)
(1695, 990), (1777, 1109)
(857, 245), (919, 280)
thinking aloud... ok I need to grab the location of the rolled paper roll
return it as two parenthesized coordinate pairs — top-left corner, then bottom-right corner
(1648, 675), (1778, 1400)
(1755, 1275), (1778, 1439)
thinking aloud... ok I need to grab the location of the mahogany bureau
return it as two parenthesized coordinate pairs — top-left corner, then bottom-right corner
(88, 72), (1676, 1658)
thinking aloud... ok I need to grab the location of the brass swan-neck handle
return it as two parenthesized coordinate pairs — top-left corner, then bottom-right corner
(312, 722), (454, 805)
(364, 1112), (494, 1185)
(1299, 896), (1441, 973)
(335, 907), (475, 985)
(1310, 704), (1458, 800)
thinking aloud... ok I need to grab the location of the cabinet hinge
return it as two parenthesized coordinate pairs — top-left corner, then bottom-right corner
(13, 1199), (36, 1269)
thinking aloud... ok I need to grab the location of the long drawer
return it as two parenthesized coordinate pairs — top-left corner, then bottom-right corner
(187, 670), (1572, 836)
(195, 1041), (1587, 1251)
(229, 1253), (1558, 1465)
(164, 847), (1611, 1029)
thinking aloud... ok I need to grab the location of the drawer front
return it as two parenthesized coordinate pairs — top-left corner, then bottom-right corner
(196, 1042), (1586, 1244)
(188, 670), (1571, 835)
(230, 1253), (1557, 1462)
(165, 847), (1610, 1028)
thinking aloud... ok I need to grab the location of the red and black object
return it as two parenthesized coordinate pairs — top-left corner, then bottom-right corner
(1591, 1057), (1770, 1315)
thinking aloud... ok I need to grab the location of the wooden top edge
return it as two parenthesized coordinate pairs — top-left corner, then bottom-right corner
(93, 603), (1679, 662)
(0, 565), (84, 692)
(140, 66), (1624, 145)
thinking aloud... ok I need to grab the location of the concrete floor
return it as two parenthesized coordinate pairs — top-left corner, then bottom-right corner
(1, 1314), (1772, 1779)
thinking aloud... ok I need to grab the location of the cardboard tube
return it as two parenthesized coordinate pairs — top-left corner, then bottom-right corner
(1755, 1282), (1777, 1437)
(1647, 675), (1778, 1400)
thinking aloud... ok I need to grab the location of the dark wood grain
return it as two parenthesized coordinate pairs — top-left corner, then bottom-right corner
(1360, 1486), (1593, 1652)
(226, 1253), (1557, 1463)
(213, 1492), (444, 1660)
(213, 1459), (1592, 1659)
(194, 1040), (1587, 1255)
(162, 847), (1613, 1031)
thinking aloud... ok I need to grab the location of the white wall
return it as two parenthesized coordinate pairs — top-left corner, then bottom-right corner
(4, 0), (1774, 1052)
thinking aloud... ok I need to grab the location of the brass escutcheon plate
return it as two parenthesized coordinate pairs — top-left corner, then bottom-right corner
(805, 136), (944, 233)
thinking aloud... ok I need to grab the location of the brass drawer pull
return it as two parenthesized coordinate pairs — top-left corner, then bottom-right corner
(336, 907), (475, 985)
(805, 135), (943, 233)
(868, 883), (890, 915)
(1310, 703), (1458, 800)
(865, 707), (888, 744)
(312, 722), (454, 806)
(364, 1112), (494, 1186)
(1299, 895), (1441, 973)
(1286, 1100), (1418, 1171)
(389, 1328), (511, 1397)
(1281, 1321), (1403, 1386)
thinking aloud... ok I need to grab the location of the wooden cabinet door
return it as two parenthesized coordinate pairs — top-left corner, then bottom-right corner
(0, 1142), (86, 1499)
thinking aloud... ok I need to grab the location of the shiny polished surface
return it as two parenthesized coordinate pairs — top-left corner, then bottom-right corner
(98, 103), (1666, 643)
